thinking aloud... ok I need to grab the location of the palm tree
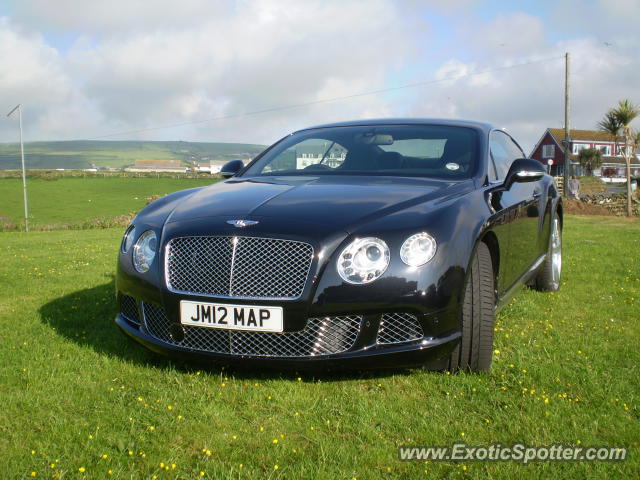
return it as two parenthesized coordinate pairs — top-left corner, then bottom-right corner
(599, 99), (639, 216)
(578, 148), (603, 176)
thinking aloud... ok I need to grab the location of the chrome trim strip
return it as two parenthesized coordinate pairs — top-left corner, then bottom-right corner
(228, 236), (238, 296)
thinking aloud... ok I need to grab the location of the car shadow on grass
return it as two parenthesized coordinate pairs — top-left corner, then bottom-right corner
(39, 278), (167, 368)
(39, 279), (418, 382)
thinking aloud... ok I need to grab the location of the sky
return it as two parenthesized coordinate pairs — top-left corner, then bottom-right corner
(0, 0), (639, 152)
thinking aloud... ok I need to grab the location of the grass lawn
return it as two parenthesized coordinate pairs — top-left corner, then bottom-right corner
(0, 176), (218, 229)
(0, 215), (638, 479)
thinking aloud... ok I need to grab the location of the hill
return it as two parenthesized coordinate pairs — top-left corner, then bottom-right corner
(0, 140), (266, 170)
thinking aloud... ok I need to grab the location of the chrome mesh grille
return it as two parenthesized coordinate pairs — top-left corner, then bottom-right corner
(142, 302), (361, 357)
(166, 236), (314, 299)
(376, 313), (424, 344)
(143, 302), (171, 340)
(120, 295), (140, 325)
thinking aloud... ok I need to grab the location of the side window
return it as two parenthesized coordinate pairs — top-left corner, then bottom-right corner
(490, 131), (524, 182)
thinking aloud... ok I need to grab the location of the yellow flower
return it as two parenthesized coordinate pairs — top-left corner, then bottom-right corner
(101, 454), (108, 459)
(30, 473), (36, 478)
(78, 467), (86, 473)
(272, 439), (278, 444)
(274, 465), (279, 470)
(200, 472), (205, 477)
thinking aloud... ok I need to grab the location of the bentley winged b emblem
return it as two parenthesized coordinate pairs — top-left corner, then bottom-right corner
(227, 219), (259, 228)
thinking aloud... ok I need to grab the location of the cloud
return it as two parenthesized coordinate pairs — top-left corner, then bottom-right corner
(0, 18), (79, 139)
(464, 12), (547, 55)
(0, 1), (638, 150)
(9, 0), (223, 33)
(59, 0), (416, 143)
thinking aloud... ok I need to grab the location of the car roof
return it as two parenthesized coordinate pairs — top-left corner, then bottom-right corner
(293, 118), (494, 135)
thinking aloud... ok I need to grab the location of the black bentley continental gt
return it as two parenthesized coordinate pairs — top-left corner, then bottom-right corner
(115, 119), (562, 371)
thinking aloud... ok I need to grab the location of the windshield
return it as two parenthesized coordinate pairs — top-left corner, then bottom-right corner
(242, 125), (479, 179)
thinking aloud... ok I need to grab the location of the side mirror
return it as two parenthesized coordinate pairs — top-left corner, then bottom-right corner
(220, 160), (244, 178)
(504, 158), (546, 189)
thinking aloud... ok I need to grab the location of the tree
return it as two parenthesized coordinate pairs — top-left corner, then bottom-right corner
(598, 99), (639, 216)
(577, 148), (603, 176)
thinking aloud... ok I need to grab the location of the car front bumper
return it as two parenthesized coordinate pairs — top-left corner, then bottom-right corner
(115, 302), (460, 370)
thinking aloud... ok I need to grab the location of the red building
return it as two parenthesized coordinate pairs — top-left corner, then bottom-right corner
(530, 128), (639, 178)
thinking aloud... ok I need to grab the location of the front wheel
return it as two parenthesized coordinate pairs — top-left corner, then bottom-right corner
(446, 242), (496, 372)
(535, 213), (562, 292)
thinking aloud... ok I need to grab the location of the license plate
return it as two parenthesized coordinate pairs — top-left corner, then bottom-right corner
(180, 300), (283, 333)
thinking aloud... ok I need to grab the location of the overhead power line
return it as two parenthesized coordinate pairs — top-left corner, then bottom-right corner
(81, 55), (564, 140)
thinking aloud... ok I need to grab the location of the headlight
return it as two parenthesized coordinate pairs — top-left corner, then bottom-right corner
(337, 237), (390, 284)
(121, 225), (135, 253)
(400, 232), (436, 267)
(133, 230), (157, 273)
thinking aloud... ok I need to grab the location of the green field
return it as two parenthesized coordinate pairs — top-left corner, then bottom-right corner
(0, 176), (219, 229)
(0, 216), (638, 479)
(0, 140), (265, 170)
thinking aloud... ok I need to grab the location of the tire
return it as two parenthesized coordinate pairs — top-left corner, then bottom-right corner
(446, 242), (495, 372)
(534, 213), (562, 292)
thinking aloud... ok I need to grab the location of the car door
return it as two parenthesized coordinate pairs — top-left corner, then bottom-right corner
(489, 130), (541, 290)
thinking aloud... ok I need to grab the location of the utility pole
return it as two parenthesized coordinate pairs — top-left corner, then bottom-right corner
(563, 52), (571, 196)
(7, 104), (29, 232)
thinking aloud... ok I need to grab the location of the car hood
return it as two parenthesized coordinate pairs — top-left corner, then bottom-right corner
(167, 175), (470, 232)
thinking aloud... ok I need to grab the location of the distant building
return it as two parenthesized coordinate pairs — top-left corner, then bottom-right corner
(125, 159), (188, 173)
(530, 128), (640, 178)
(210, 161), (222, 174)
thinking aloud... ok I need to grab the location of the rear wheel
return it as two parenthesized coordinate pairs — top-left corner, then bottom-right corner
(447, 242), (495, 372)
(535, 213), (562, 292)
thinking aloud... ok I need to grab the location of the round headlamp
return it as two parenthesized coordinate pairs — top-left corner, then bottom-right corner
(337, 237), (390, 284)
(133, 230), (157, 273)
(400, 232), (436, 267)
